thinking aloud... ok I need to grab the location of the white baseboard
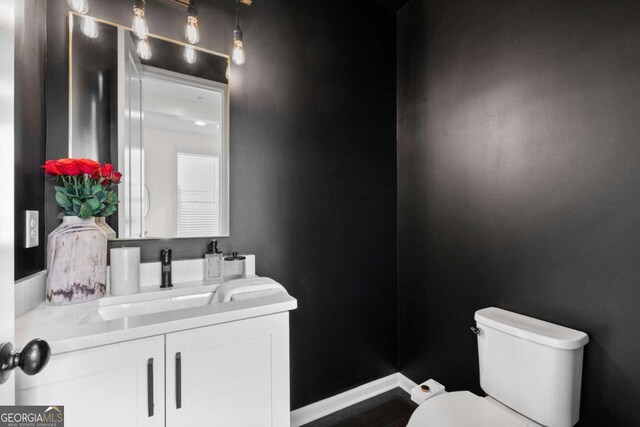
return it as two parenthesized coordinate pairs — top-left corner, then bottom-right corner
(290, 372), (418, 427)
(397, 372), (418, 394)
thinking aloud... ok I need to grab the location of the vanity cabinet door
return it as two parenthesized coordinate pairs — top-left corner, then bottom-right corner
(165, 313), (290, 427)
(16, 336), (165, 427)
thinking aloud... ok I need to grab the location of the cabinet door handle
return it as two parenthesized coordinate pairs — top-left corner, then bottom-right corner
(147, 358), (154, 417)
(176, 352), (182, 409)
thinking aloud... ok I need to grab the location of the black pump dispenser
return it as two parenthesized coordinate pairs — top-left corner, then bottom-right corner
(206, 240), (222, 255)
(204, 240), (223, 280)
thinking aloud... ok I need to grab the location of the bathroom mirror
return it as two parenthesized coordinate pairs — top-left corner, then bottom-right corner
(69, 13), (229, 239)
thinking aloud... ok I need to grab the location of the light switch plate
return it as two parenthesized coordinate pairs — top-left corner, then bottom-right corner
(24, 210), (39, 248)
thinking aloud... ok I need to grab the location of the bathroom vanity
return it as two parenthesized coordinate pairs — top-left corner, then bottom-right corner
(15, 278), (297, 427)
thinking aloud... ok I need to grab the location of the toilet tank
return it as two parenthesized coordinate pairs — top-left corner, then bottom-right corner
(475, 307), (589, 427)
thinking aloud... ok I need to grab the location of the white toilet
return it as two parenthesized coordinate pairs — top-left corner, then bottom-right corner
(408, 307), (589, 427)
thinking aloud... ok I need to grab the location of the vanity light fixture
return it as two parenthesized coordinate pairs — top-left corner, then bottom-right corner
(185, 0), (200, 44)
(68, 0), (89, 14)
(137, 37), (152, 60)
(80, 16), (99, 38)
(184, 45), (197, 64)
(132, 0), (150, 39)
(232, 0), (246, 65)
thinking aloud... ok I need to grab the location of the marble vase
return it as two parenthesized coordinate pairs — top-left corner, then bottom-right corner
(46, 217), (107, 305)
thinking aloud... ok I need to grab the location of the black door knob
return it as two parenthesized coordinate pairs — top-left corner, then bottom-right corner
(16, 339), (51, 376)
(0, 339), (51, 384)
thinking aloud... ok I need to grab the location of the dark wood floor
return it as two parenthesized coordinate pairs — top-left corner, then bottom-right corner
(303, 388), (418, 427)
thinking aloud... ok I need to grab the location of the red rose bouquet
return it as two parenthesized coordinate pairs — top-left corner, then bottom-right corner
(43, 158), (122, 219)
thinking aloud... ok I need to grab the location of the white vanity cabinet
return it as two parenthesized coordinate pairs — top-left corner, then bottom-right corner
(16, 313), (291, 427)
(166, 312), (290, 427)
(16, 335), (165, 427)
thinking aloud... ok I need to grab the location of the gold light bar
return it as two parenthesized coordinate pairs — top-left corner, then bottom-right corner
(170, 0), (251, 5)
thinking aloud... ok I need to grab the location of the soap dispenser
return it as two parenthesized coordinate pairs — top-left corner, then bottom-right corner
(204, 240), (223, 280)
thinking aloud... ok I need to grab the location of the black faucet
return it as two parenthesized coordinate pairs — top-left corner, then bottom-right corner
(160, 249), (172, 288)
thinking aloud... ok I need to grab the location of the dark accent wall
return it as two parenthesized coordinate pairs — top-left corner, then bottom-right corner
(15, 0), (46, 279)
(373, 0), (411, 12)
(140, 36), (228, 84)
(42, 0), (397, 410)
(398, 0), (640, 424)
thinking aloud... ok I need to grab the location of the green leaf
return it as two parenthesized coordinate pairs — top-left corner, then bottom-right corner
(73, 204), (80, 214)
(86, 199), (100, 210)
(72, 198), (82, 205)
(79, 202), (93, 218)
(102, 205), (117, 217)
(55, 192), (72, 208)
(91, 184), (102, 195)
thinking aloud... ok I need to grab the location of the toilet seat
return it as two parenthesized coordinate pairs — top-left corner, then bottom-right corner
(407, 391), (532, 427)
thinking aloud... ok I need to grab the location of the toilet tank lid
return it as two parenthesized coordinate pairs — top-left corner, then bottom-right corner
(475, 307), (589, 350)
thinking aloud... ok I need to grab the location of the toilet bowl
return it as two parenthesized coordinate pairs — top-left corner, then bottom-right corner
(408, 391), (541, 426)
(407, 307), (589, 427)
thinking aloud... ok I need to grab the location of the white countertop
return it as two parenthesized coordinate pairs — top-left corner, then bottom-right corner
(16, 277), (297, 355)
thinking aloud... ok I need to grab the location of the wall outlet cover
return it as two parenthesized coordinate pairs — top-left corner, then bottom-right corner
(24, 210), (39, 248)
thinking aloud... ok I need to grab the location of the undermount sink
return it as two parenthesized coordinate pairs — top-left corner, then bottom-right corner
(77, 291), (216, 323)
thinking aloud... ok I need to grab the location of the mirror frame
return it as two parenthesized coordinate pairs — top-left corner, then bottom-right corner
(67, 11), (231, 239)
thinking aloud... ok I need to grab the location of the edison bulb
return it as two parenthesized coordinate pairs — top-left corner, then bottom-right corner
(185, 16), (199, 45)
(68, 0), (89, 14)
(232, 41), (245, 65)
(136, 38), (152, 60)
(232, 40), (245, 65)
(81, 16), (99, 38)
(183, 45), (197, 64)
(132, 10), (149, 39)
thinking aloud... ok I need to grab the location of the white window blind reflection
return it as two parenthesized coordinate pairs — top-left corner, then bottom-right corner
(176, 152), (219, 237)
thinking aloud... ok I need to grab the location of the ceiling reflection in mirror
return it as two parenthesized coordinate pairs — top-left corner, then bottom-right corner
(69, 13), (229, 239)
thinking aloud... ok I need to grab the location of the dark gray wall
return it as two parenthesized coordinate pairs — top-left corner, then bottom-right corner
(15, 0), (46, 279)
(42, 0), (397, 410)
(398, 0), (640, 424)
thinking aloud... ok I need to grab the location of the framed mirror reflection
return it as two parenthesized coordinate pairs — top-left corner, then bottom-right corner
(69, 12), (230, 240)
